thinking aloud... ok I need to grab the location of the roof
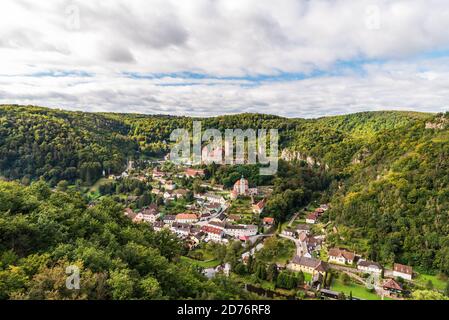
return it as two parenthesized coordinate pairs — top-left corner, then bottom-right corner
(253, 200), (266, 210)
(209, 221), (225, 228)
(153, 221), (164, 228)
(306, 212), (319, 220)
(142, 204), (159, 215)
(328, 248), (355, 261)
(172, 222), (191, 231)
(296, 224), (311, 231)
(358, 260), (382, 270)
(216, 213), (227, 221)
(383, 278), (403, 291)
(124, 208), (137, 219)
(163, 215), (176, 220)
(263, 217), (274, 224)
(204, 193), (224, 200)
(306, 236), (322, 246)
(393, 263), (413, 275)
(315, 208), (325, 214)
(205, 202), (221, 209)
(291, 256), (327, 272)
(201, 225), (223, 235)
(185, 168), (205, 175)
(176, 213), (198, 220)
(174, 189), (188, 195)
(298, 232), (308, 242)
(225, 224), (246, 230)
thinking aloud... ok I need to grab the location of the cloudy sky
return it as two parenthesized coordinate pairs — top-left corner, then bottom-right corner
(1, 0), (449, 118)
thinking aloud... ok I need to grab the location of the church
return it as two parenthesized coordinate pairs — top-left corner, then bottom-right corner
(230, 176), (249, 199)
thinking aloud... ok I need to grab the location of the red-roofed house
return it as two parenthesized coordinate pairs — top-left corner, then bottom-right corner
(185, 168), (205, 178)
(328, 248), (356, 265)
(383, 278), (404, 293)
(124, 208), (137, 221)
(175, 213), (198, 224)
(393, 263), (413, 280)
(263, 217), (275, 226)
(201, 225), (224, 242)
(152, 168), (165, 179)
(306, 212), (319, 224)
(252, 199), (266, 214)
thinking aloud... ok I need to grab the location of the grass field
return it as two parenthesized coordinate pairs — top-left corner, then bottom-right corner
(229, 198), (254, 224)
(256, 237), (295, 265)
(180, 256), (221, 268)
(89, 177), (110, 193)
(331, 278), (385, 300)
(415, 273), (448, 291)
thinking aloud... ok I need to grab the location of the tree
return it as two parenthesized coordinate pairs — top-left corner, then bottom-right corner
(56, 180), (69, 192)
(255, 262), (267, 280)
(267, 263), (279, 282)
(185, 190), (194, 202)
(444, 281), (449, 297)
(411, 290), (449, 300)
(140, 276), (162, 299)
(107, 269), (136, 300)
(341, 273), (351, 285)
(233, 263), (247, 275)
(0, 266), (28, 300)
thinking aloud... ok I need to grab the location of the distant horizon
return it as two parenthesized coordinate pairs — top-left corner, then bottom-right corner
(0, 103), (437, 120)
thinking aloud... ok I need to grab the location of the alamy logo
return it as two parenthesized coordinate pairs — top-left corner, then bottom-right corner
(66, 265), (80, 290)
(169, 121), (278, 175)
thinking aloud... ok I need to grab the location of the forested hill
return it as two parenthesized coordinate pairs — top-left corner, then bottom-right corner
(0, 105), (138, 185)
(1, 105), (449, 274)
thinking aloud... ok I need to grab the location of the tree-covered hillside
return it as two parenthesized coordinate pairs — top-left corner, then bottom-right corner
(0, 180), (254, 300)
(1, 105), (449, 275)
(0, 105), (137, 185)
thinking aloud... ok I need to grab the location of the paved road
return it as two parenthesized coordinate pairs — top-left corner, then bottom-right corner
(279, 234), (307, 256)
(287, 207), (307, 227)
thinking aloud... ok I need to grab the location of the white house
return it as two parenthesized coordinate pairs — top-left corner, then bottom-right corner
(175, 213), (199, 224)
(306, 212), (319, 224)
(152, 221), (165, 232)
(224, 224), (258, 238)
(281, 228), (296, 238)
(201, 193), (226, 205)
(170, 222), (191, 237)
(328, 248), (355, 265)
(163, 191), (174, 201)
(295, 224), (311, 235)
(357, 260), (383, 275)
(201, 225), (224, 242)
(163, 215), (176, 225)
(252, 199), (266, 214)
(137, 204), (160, 223)
(393, 263), (413, 280)
(164, 180), (176, 191)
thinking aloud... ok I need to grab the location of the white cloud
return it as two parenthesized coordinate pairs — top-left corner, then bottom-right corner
(0, 0), (449, 117)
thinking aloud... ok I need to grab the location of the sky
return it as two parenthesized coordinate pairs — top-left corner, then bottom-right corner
(1, 0), (449, 118)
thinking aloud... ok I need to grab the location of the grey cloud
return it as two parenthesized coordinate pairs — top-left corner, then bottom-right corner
(103, 45), (136, 63)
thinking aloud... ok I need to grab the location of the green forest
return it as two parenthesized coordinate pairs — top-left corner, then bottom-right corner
(1, 104), (449, 297)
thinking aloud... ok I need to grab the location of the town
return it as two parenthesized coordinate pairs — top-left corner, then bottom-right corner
(94, 156), (438, 301)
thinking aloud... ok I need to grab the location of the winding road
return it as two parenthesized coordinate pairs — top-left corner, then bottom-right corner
(279, 233), (307, 256)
